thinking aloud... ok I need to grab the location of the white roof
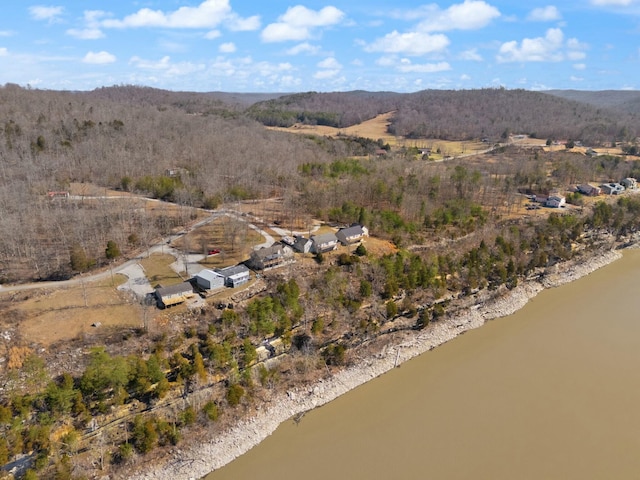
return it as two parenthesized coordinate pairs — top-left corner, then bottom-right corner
(196, 269), (224, 281)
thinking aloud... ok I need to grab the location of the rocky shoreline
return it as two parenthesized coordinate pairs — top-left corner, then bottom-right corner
(130, 248), (622, 480)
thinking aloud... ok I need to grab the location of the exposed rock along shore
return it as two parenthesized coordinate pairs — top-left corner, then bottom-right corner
(129, 249), (622, 480)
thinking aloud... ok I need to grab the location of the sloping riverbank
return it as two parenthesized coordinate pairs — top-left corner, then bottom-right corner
(129, 249), (622, 480)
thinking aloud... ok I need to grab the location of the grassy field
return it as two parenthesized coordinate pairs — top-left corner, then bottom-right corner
(139, 253), (185, 286)
(9, 275), (143, 346)
(267, 112), (489, 158)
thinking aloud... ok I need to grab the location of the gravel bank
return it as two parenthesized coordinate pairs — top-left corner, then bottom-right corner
(129, 249), (622, 480)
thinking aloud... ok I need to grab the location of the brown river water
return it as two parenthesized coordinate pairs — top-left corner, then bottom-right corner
(206, 250), (640, 480)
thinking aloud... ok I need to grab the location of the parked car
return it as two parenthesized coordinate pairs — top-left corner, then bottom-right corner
(208, 249), (221, 255)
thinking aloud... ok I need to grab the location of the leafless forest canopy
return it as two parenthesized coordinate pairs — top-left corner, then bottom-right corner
(248, 88), (640, 143)
(1, 83), (640, 283)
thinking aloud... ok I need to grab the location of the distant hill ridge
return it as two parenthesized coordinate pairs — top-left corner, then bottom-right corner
(246, 88), (640, 145)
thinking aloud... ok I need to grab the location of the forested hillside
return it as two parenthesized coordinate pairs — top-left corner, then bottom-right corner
(248, 88), (640, 145)
(0, 85), (329, 282)
(546, 89), (640, 116)
(2, 84), (640, 284)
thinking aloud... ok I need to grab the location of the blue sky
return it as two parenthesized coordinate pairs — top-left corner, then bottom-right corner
(1, 0), (639, 92)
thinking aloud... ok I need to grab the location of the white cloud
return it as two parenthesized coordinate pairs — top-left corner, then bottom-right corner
(219, 42), (236, 53)
(130, 56), (172, 70)
(204, 30), (221, 39)
(0, 48), (8, 56)
(286, 42), (321, 55)
(314, 56), (342, 79)
(67, 28), (105, 40)
(228, 15), (261, 31)
(102, 0), (257, 30)
(527, 6), (561, 21)
(497, 28), (571, 62)
(82, 51), (116, 64)
(570, 75), (584, 81)
(129, 56), (206, 77)
(0, 31), (13, 37)
(459, 48), (483, 61)
(29, 5), (64, 22)
(416, 1), (500, 32)
(261, 6), (345, 42)
(317, 57), (341, 69)
(567, 50), (586, 60)
(365, 31), (450, 56)
(314, 69), (340, 79)
(573, 63), (586, 70)
(397, 60), (451, 73)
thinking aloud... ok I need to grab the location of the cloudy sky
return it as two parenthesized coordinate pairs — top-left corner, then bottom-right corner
(1, 0), (639, 92)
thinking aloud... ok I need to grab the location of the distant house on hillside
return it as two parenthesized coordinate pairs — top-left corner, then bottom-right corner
(600, 183), (625, 195)
(577, 184), (601, 196)
(336, 224), (368, 246)
(247, 243), (294, 270)
(216, 265), (250, 288)
(292, 235), (313, 254)
(155, 282), (194, 308)
(585, 148), (598, 157)
(546, 194), (566, 208)
(194, 269), (225, 291)
(621, 178), (637, 190)
(311, 233), (339, 254)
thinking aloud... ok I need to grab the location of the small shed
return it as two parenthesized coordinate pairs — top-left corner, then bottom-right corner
(216, 265), (250, 288)
(155, 282), (194, 308)
(194, 269), (225, 290)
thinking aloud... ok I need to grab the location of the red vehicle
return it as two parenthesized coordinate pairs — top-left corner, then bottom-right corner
(208, 249), (221, 256)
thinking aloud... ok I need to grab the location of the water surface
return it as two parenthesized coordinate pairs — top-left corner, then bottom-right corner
(207, 250), (640, 479)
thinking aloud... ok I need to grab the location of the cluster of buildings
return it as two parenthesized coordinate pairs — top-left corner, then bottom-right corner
(576, 178), (637, 197)
(153, 224), (368, 308)
(530, 178), (638, 212)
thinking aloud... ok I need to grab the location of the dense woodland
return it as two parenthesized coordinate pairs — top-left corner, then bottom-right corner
(3, 84), (640, 478)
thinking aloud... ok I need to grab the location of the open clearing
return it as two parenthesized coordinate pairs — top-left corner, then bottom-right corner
(5, 275), (143, 347)
(267, 112), (488, 157)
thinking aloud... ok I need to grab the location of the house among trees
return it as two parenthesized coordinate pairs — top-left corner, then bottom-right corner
(600, 183), (625, 195)
(577, 184), (601, 196)
(154, 282), (194, 308)
(194, 269), (225, 290)
(336, 224), (368, 246)
(247, 243), (294, 270)
(311, 232), (339, 253)
(216, 265), (250, 288)
(292, 235), (312, 254)
(546, 194), (566, 208)
(621, 177), (637, 190)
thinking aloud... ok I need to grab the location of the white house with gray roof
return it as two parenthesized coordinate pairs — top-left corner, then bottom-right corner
(311, 233), (339, 253)
(194, 269), (225, 290)
(336, 224), (368, 245)
(216, 265), (250, 288)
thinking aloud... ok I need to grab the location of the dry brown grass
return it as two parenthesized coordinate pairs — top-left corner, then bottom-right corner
(267, 112), (489, 158)
(12, 275), (143, 346)
(174, 216), (264, 268)
(139, 253), (184, 286)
